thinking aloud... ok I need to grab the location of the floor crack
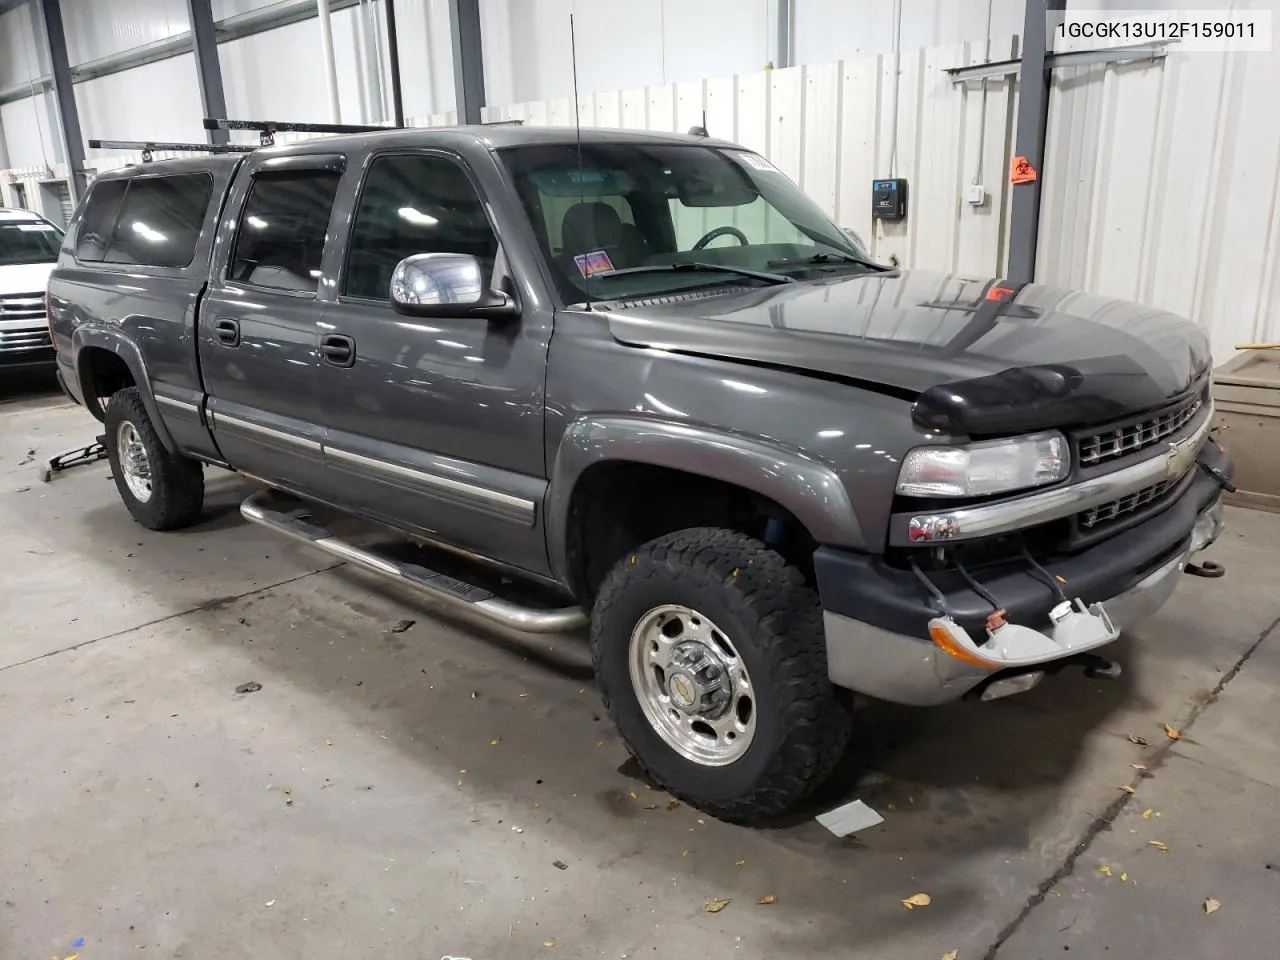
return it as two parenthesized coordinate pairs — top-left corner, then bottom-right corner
(0, 563), (341, 673)
(980, 610), (1280, 960)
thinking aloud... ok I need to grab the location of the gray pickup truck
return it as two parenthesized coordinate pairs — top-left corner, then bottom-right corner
(49, 126), (1232, 823)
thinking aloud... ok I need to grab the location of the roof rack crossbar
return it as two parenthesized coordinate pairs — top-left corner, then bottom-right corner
(87, 139), (257, 162)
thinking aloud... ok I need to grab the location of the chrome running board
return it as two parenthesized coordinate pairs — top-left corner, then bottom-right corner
(240, 490), (587, 634)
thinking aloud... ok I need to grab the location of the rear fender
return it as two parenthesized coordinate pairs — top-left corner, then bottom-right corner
(72, 327), (177, 453)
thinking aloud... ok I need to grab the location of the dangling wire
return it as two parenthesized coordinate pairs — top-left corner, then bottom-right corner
(910, 559), (951, 616)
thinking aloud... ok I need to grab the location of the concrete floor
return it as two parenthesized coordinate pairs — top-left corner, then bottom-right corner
(3, 375), (1279, 960)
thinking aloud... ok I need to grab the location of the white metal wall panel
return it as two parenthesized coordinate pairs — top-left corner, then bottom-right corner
(74, 53), (205, 144)
(61, 0), (189, 67)
(384, 0), (455, 119)
(491, 43), (1018, 277)
(1038, 35), (1280, 361)
(220, 7), (365, 132)
(1, 5), (46, 87)
(0, 94), (61, 169)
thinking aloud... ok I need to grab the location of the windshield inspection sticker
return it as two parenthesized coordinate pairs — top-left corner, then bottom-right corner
(739, 153), (778, 173)
(573, 250), (615, 278)
(15, 223), (57, 232)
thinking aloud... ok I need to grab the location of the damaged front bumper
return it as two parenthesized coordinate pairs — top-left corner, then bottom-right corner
(816, 444), (1231, 706)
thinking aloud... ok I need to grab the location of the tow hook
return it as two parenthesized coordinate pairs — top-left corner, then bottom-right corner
(1185, 560), (1226, 579)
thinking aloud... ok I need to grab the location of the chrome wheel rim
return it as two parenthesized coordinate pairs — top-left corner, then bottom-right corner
(627, 604), (756, 766)
(117, 421), (153, 503)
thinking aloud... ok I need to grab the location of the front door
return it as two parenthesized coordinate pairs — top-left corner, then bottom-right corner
(200, 156), (344, 492)
(316, 151), (551, 576)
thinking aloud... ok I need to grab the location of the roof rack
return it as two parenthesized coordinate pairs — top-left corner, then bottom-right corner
(203, 117), (392, 146)
(87, 139), (256, 163)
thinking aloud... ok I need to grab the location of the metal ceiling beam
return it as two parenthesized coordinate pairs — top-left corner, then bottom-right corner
(384, 0), (404, 126)
(1006, 0), (1066, 284)
(39, 0), (86, 198)
(448, 0), (485, 125)
(775, 0), (794, 69)
(186, 0), (229, 144)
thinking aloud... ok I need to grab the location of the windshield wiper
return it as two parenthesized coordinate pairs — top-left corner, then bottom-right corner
(596, 262), (795, 285)
(767, 252), (890, 272)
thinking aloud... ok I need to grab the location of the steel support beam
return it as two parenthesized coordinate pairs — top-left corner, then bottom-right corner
(775, 0), (794, 69)
(448, 0), (485, 125)
(39, 0), (85, 199)
(186, 0), (229, 143)
(384, 0), (404, 126)
(1007, 0), (1065, 284)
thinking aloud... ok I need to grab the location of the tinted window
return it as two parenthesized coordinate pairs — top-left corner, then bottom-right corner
(230, 171), (341, 293)
(74, 179), (128, 262)
(101, 173), (214, 267)
(0, 219), (63, 266)
(343, 154), (498, 301)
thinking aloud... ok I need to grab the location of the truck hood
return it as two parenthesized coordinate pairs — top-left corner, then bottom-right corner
(603, 270), (1212, 435)
(0, 260), (54, 295)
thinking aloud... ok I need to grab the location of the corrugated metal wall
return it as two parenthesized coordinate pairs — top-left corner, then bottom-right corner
(482, 40), (1019, 277)
(1038, 43), (1280, 362)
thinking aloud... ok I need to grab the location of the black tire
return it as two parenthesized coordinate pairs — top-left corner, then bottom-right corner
(104, 387), (204, 531)
(592, 527), (852, 824)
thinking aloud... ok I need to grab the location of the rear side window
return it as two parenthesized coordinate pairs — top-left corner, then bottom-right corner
(74, 179), (128, 262)
(230, 171), (342, 293)
(102, 173), (214, 268)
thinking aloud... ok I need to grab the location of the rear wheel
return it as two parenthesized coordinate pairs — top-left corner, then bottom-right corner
(592, 527), (851, 824)
(104, 387), (204, 530)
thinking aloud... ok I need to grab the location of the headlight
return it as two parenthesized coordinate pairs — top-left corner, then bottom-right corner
(896, 432), (1070, 497)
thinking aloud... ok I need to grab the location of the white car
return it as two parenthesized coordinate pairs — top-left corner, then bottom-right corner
(1, 207), (64, 375)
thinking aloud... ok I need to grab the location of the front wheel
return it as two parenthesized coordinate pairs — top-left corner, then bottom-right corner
(104, 387), (204, 531)
(591, 527), (851, 824)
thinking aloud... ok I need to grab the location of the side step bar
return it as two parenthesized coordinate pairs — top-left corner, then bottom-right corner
(240, 490), (588, 634)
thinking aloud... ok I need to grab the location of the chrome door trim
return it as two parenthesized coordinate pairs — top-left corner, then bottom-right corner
(324, 444), (536, 527)
(210, 411), (323, 453)
(154, 394), (200, 415)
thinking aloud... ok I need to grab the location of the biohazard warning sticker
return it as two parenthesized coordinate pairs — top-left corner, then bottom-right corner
(1011, 156), (1038, 184)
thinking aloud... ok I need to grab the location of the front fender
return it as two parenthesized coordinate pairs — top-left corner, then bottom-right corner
(72, 327), (177, 453)
(545, 415), (864, 584)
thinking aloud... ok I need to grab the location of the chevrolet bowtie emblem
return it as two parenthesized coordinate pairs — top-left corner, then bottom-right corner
(1166, 436), (1198, 481)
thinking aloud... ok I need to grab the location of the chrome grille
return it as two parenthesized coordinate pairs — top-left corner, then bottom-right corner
(0, 292), (47, 324)
(1077, 395), (1202, 467)
(1077, 479), (1176, 530)
(0, 327), (53, 352)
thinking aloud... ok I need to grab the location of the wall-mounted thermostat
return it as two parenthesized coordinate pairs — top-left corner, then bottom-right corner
(872, 178), (908, 221)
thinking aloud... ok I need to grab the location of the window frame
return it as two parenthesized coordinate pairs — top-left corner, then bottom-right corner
(97, 171), (215, 269)
(225, 155), (347, 300)
(337, 148), (505, 309)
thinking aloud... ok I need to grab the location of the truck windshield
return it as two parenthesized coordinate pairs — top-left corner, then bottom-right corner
(0, 219), (63, 266)
(499, 143), (873, 304)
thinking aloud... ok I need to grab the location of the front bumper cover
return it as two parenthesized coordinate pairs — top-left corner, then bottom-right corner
(818, 445), (1230, 706)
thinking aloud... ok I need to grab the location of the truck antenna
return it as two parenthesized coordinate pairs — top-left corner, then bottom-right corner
(569, 13), (593, 308)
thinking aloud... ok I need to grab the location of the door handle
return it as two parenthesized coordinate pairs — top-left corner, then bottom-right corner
(319, 333), (355, 367)
(215, 317), (240, 346)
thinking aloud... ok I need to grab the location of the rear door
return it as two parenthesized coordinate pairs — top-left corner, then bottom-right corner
(200, 154), (344, 491)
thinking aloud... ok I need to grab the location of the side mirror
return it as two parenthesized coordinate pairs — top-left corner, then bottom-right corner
(389, 252), (518, 319)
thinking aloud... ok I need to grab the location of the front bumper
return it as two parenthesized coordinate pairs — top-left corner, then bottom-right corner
(817, 444), (1231, 706)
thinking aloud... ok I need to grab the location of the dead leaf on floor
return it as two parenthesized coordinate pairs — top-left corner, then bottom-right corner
(886, 803), (898, 812)
(1099, 864), (1113, 876)
(1120, 872), (1128, 883)
(1204, 897), (1221, 914)
(1148, 840), (1170, 853)
(324, 739), (332, 746)
(542, 939), (556, 947)
(734, 860), (746, 867)
(758, 894), (777, 905)
(704, 899), (731, 913)
(1164, 723), (1181, 740)
(1142, 808), (1153, 819)
(667, 800), (680, 811)
(1127, 734), (1149, 746)
(1120, 785), (1136, 794)
(901, 893), (932, 909)
(596, 740), (605, 748)
(519, 693), (530, 698)
(629, 792), (638, 800)
(942, 952), (958, 960)
(644, 804), (659, 810)
(681, 849), (689, 857)
(490, 737), (501, 746)
(1130, 763), (1148, 772)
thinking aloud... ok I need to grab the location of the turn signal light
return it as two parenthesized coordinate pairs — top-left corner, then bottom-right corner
(928, 619), (1000, 668)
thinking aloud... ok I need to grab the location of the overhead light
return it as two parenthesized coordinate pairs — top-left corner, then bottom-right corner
(398, 206), (438, 226)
